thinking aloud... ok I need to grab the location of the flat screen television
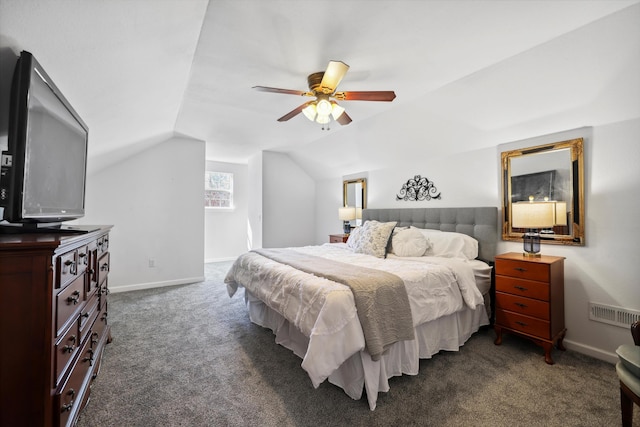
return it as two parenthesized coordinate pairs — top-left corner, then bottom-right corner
(0, 50), (89, 233)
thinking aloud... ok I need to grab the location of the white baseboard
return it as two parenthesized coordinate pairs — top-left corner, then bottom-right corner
(563, 339), (617, 364)
(204, 256), (237, 263)
(109, 276), (205, 294)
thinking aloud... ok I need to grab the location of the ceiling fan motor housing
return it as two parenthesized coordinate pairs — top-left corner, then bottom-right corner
(307, 71), (328, 94)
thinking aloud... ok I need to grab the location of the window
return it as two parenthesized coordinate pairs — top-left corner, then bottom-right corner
(205, 171), (233, 208)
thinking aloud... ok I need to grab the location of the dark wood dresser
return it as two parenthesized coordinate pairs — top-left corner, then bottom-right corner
(0, 226), (112, 427)
(493, 252), (566, 364)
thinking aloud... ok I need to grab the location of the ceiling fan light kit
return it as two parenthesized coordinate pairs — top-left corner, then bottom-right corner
(253, 60), (396, 129)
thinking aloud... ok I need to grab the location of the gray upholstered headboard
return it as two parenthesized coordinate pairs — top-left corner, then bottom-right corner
(362, 207), (498, 262)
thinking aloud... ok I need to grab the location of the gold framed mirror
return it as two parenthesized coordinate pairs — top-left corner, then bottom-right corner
(343, 178), (367, 226)
(501, 138), (584, 246)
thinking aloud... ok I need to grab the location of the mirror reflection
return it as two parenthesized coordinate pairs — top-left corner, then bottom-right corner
(343, 178), (367, 227)
(502, 138), (584, 246)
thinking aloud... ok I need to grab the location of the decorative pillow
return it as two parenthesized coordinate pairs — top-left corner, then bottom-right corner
(351, 220), (397, 258)
(346, 226), (364, 250)
(386, 226), (407, 253)
(412, 227), (478, 260)
(389, 227), (430, 257)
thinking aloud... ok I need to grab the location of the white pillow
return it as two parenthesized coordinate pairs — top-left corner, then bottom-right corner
(346, 226), (364, 250)
(389, 227), (430, 257)
(412, 227), (478, 260)
(351, 220), (397, 258)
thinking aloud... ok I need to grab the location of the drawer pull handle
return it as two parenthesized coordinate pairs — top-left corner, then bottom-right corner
(63, 335), (76, 353)
(514, 302), (528, 308)
(67, 290), (80, 305)
(514, 267), (527, 272)
(91, 332), (99, 345)
(64, 259), (77, 274)
(515, 321), (528, 327)
(100, 263), (109, 272)
(84, 349), (95, 366)
(61, 389), (75, 412)
(82, 312), (90, 319)
(514, 286), (528, 291)
(78, 253), (86, 258)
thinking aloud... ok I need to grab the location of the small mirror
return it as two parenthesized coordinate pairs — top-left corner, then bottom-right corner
(343, 178), (367, 227)
(502, 138), (585, 245)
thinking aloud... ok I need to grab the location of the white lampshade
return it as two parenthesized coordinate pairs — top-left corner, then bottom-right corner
(512, 202), (555, 228)
(331, 102), (345, 120)
(316, 99), (332, 116)
(355, 207), (362, 220)
(302, 103), (317, 121)
(338, 206), (357, 221)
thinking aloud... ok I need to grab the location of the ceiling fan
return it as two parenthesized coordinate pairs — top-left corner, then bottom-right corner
(253, 60), (396, 127)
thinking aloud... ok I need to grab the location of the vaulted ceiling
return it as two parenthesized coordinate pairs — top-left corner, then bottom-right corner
(1, 0), (638, 175)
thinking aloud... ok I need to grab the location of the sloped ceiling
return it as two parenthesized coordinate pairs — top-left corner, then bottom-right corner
(1, 0), (638, 176)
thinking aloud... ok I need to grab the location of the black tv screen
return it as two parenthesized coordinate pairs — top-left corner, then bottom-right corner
(0, 50), (88, 227)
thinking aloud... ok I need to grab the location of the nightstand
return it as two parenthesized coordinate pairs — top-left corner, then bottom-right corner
(493, 252), (566, 364)
(329, 234), (349, 243)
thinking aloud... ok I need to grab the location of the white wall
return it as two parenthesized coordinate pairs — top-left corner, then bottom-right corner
(247, 151), (263, 249)
(79, 135), (205, 292)
(262, 151), (316, 248)
(204, 160), (248, 262)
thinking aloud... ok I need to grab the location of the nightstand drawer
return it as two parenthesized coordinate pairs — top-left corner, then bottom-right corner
(495, 259), (549, 282)
(495, 276), (550, 301)
(329, 234), (349, 243)
(495, 292), (549, 320)
(496, 310), (550, 340)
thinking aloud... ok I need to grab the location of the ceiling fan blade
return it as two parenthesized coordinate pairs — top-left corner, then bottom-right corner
(319, 61), (349, 94)
(336, 111), (352, 125)
(277, 101), (314, 122)
(253, 86), (312, 96)
(335, 91), (396, 102)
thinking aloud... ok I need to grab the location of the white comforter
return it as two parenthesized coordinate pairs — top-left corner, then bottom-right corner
(225, 243), (485, 391)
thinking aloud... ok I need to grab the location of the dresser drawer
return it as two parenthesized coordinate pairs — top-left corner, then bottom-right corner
(93, 298), (108, 342)
(56, 336), (94, 427)
(56, 275), (85, 336)
(97, 252), (110, 286)
(97, 235), (109, 256)
(496, 310), (550, 340)
(56, 250), (78, 289)
(80, 294), (100, 343)
(495, 275), (550, 301)
(495, 258), (549, 282)
(54, 322), (80, 386)
(495, 292), (549, 320)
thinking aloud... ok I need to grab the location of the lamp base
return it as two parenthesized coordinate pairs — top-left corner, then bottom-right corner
(522, 230), (541, 257)
(343, 221), (351, 234)
(522, 252), (542, 258)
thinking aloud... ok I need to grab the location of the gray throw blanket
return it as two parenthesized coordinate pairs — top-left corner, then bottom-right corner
(253, 248), (415, 361)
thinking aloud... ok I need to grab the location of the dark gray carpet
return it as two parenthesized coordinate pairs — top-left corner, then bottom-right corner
(77, 261), (637, 427)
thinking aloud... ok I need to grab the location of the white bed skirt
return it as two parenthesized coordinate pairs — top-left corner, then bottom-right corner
(244, 290), (489, 410)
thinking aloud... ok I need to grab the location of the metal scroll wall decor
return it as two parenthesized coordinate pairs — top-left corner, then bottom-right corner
(396, 175), (441, 201)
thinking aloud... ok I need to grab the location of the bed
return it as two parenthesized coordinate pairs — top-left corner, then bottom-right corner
(225, 207), (498, 410)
